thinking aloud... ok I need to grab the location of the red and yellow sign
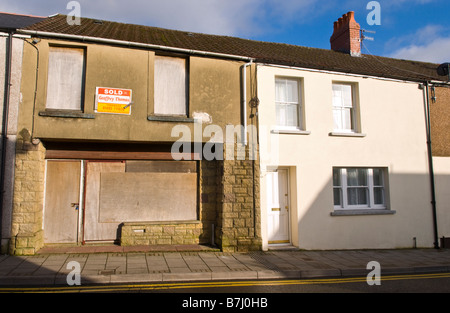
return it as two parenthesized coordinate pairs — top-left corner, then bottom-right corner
(95, 87), (133, 115)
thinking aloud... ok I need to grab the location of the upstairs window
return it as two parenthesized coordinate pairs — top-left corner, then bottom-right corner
(46, 46), (85, 111)
(154, 55), (188, 116)
(275, 77), (302, 129)
(332, 83), (358, 133)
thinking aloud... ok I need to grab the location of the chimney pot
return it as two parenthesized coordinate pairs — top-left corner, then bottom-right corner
(330, 11), (361, 57)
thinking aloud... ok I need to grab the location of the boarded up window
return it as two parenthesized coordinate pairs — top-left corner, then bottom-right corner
(154, 56), (187, 115)
(46, 47), (85, 110)
(97, 161), (197, 223)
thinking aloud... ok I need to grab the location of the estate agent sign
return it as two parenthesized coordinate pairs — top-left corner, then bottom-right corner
(95, 87), (133, 115)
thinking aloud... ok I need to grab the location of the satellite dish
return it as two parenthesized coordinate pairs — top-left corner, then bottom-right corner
(437, 63), (450, 77)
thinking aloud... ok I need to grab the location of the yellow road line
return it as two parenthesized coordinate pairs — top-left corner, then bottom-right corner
(1, 272), (450, 293)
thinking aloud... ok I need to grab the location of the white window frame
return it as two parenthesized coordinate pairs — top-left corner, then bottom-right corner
(332, 82), (358, 133)
(333, 168), (387, 211)
(275, 77), (303, 130)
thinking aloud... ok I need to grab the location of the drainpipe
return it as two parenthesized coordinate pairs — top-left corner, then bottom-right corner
(241, 61), (253, 145)
(423, 81), (439, 249)
(0, 31), (13, 247)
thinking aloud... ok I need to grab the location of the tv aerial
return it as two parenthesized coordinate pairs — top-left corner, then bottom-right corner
(361, 29), (376, 42)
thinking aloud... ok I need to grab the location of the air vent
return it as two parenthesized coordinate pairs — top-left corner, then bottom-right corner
(440, 237), (450, 249)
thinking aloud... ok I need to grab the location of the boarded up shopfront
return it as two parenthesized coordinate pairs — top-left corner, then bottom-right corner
(43, 146), (200, 245)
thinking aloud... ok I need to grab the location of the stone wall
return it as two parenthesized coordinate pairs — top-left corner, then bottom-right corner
(120, 221), (204, 246)
(9, 133), (45, 255)
(216, 143), (262, 252)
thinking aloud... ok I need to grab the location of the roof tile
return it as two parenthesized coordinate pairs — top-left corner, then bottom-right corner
(22, 14), (444, 82)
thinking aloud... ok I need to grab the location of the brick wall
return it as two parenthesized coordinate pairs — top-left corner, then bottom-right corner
(330, 11), (361, 57)
(431, 86), (450, 156)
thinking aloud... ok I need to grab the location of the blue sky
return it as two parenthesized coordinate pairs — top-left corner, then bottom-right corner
(1, 0), (449, 63)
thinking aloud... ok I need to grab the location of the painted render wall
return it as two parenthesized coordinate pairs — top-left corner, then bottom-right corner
(430, 87), (450, 243)
(0, 35), (23, 253)
(257, 65), (437, 251)
(433, 157), (450, 240)
(18, 39), (244, 144)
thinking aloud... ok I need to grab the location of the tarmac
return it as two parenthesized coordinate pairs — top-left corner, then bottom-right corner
(1, 244), (450, 287)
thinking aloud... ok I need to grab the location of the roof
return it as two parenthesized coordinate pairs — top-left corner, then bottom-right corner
(21, 14), (445, 83)
(0, 12), (46, 31)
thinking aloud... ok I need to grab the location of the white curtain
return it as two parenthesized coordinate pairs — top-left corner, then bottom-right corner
(332, 84), (353, 131)
(275, 78), (299, 127)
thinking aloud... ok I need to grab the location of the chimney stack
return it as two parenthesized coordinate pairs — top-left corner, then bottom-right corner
(330, 11), (361, 57)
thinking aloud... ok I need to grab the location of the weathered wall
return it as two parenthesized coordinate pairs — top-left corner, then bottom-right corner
(431, 86), (450, 157)
(215, 144), (261, 252)
(10, 37), (261, 254)
(0, 35), (24, 254)
(9, 136), (45, 255)
(19, 39), (243, 143)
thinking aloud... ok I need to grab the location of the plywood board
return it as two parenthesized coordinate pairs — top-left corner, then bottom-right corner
(99, 172), (197, 222)
(83, 162), (125, 241)
(125, 160), (197, 173)
(44, 161), (81, 243)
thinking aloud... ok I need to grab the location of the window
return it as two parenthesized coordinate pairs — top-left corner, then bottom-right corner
(333, 168), (387, 210)
(332, 83), (358, 132)
(154, 55), (187, 116)
(46, 46), (85, 111)
(275, 77), (302, 129)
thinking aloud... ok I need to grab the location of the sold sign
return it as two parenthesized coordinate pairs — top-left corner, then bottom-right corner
(95, 87), (133, 115)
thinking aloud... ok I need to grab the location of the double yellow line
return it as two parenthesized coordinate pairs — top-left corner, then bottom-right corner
(1, 272), (450, 293)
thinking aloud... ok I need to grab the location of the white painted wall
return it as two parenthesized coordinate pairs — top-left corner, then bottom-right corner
(434, 157), (450, 240)
(0, 34), (24, 253)
(258, 65), (436, 250)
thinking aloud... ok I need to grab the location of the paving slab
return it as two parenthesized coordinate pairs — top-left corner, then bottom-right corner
(1, 248), (450, 287)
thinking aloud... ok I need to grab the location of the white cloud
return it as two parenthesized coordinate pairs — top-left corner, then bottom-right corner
(388, 25), (450, 63)
(390, 37), (450, 63)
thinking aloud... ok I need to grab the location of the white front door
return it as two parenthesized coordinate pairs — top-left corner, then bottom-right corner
(267, 169), (290, 244)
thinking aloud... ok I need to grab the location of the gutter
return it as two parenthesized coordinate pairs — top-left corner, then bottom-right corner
(0, 31), (13, 246)
(17, 29), (255, 62)
(422, 81), (440, 249)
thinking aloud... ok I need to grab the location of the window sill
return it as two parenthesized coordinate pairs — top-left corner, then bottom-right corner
(39, 111), (95, 119)
(331, 209), (395, 216)
(271, 129), (311, 135)
(329, 132), (366, 138)
(147, 115), (195, 123)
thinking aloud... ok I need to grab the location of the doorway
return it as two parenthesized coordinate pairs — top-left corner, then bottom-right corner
(43, 161), (82, 244)
(266, 168), (291, 245)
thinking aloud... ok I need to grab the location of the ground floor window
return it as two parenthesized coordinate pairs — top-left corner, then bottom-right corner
(333, 167), (387, 210)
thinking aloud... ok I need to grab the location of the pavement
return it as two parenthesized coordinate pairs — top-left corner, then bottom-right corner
(1, 245), (450, 287)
